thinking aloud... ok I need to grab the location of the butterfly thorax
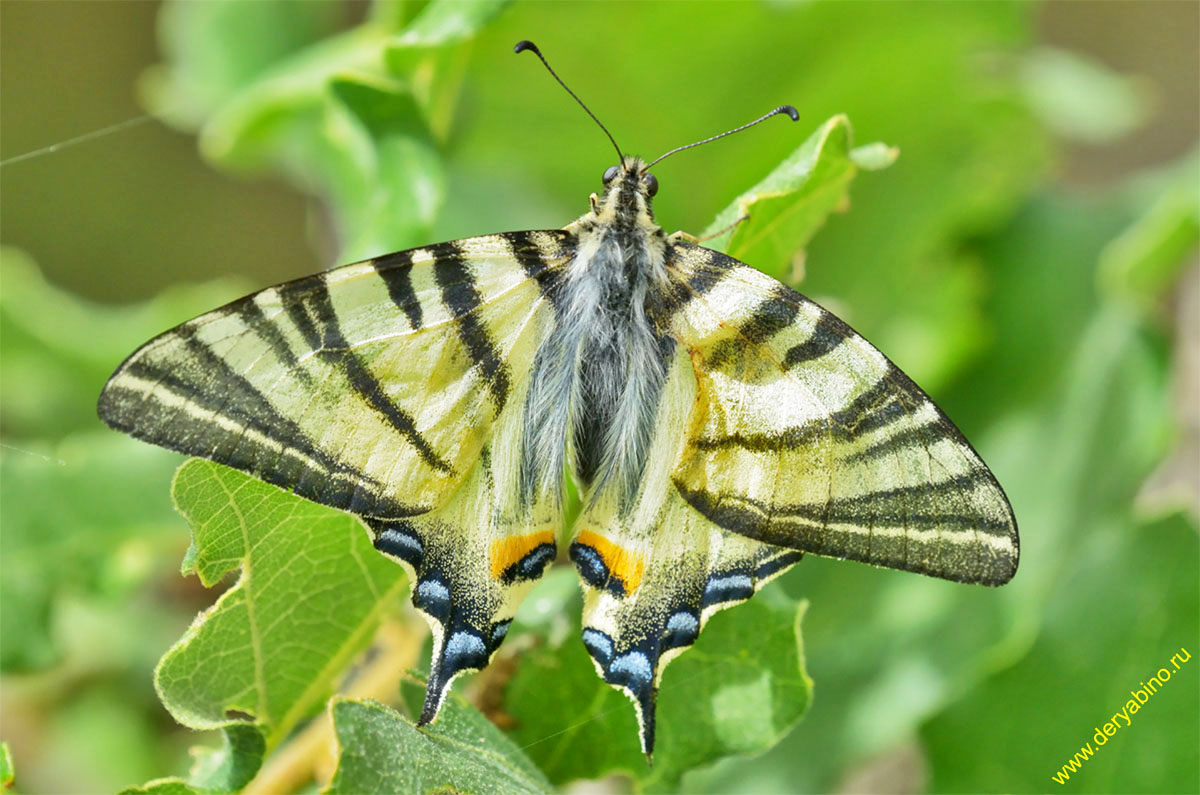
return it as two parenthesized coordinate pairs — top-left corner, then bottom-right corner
(520, 156), (675, 508)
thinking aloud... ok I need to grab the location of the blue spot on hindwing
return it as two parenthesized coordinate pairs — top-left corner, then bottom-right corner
(702, 572), (754, 607)
(443, 631), (488, 672)
(570, 542), (609, 588)
(414, 577), (451, 621)
(663, 610), (700, 649)
(609, 650), (654, 691)
(374, 524), (425, 566)
(581, 628), (614, 664)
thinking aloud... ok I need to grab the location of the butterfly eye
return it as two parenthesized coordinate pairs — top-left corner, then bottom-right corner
(602, 165), (620, 185)
(644, 172), (659, 197)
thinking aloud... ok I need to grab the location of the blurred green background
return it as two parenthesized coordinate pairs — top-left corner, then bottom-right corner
(1, 1), (1197, 793)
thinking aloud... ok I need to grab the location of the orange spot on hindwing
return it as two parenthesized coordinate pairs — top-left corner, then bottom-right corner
(489, 530), (557, 581)
(573, 530), (646, 595)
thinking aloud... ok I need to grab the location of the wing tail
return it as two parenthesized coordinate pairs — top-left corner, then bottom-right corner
(572, 491), (802, 757)
(368, 445), (560, 725)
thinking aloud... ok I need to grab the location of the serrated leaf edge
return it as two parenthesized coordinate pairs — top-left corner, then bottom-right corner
(158, 460), (410, 752)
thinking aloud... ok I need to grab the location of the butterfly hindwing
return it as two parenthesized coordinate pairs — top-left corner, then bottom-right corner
(570, 342), (803, 754)
(665, 242), (1019, 585)
(369, 437), (561, 725)
(99, 229), (575, 721)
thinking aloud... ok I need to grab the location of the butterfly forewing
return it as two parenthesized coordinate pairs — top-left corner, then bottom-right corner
(99, 231), (572, 518)
(664, 242), (1018, 585)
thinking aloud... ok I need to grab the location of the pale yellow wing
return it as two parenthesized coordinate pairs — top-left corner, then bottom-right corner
(99, 231), (572, 519)
(665, 241), (1018, 585)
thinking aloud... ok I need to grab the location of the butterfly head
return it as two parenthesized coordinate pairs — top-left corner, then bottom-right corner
(602, 156), (659, 200)
(515, 40), (795, 238)
(590, 155), (662, 232)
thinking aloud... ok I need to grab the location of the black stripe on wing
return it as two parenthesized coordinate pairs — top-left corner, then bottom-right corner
(673, 476), (1016, 585)
(692, 366), (910, 452)
(502, 230), (572, 310)
(370, 249), (423, 330)
(433, 244), (511, 414)
(707, 283), (801, 368)
(98, 326), (424, 518)
(277, 276), (454, 474)
(656, 242), (740, 321)
(234, 299), (315, 389)
(783, 310), (846, 366)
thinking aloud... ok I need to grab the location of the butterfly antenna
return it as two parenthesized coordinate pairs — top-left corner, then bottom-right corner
(515, 40), (623, 161)
(644, 105), (799, 170)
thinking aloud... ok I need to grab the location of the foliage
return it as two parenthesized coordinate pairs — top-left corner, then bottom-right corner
(157, 461), (405, 738)
(327, 691), (552, 794)
(1, 1), (1196, 793)
(701, 114), (896, 274)
(503, 571), (810, 791)
(1, 743), (13, 789)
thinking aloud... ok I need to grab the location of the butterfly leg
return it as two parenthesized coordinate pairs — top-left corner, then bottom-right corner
(668, 214), (749, 245)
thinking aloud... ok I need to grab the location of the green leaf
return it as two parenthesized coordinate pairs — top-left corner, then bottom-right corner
(701, 115), (891, 279)
(187, 724), (265, 792)
(1019, 47), (1153, 144)
(1, 741), (13, 788)
(142, 0), (346, 128)
(327, 696), (551, 794)
(505, 582), (811, 790)
(154, 460), (406, 752)
(1098, 150), (1200, 307)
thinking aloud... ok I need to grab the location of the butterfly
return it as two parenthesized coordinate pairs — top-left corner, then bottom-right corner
(97, 41), (1018, 758)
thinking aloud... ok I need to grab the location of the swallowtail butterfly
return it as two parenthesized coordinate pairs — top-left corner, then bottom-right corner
(98, 41), (1018, 757)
